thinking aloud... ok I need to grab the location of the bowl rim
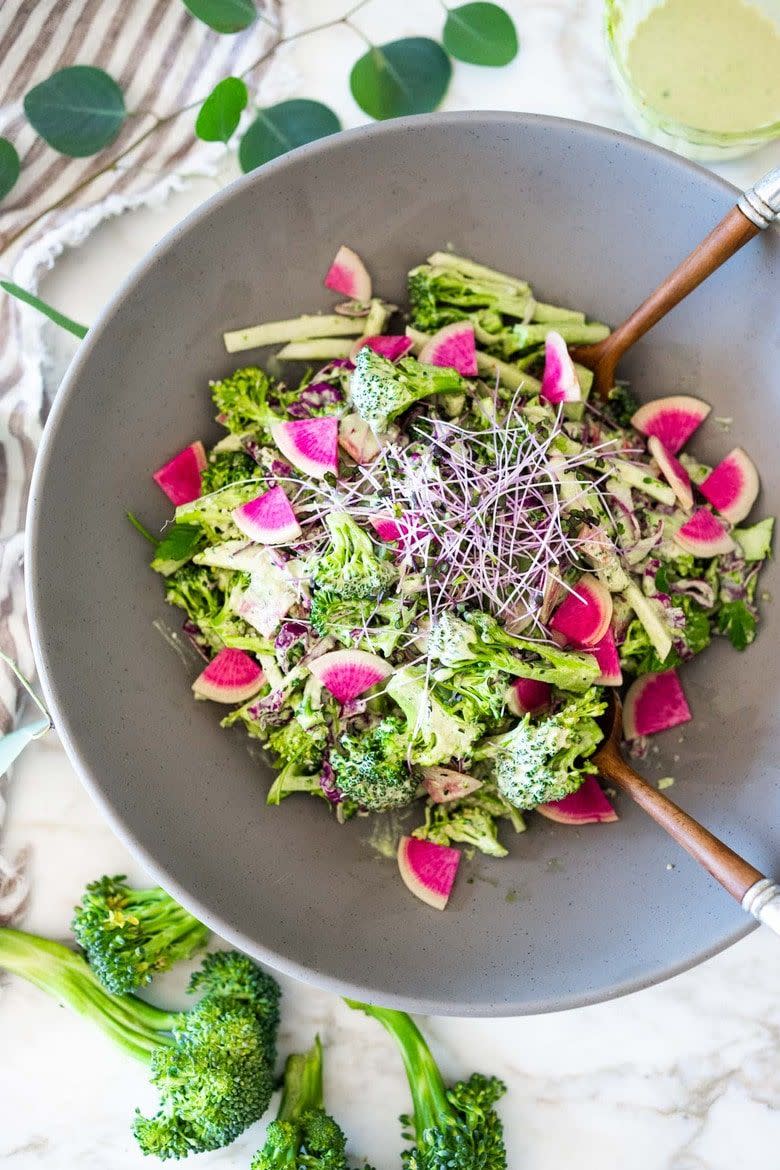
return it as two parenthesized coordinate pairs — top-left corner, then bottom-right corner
(25, 110), (756, 1016)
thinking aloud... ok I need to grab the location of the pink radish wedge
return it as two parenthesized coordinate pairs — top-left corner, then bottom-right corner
(648, 436), (693, 512)
(589, 629), (622, 686)
(673, 508), (735, 557)
(631, 395), (710, 455)
(422, 767), (482, 804)
(397, 836), (460, 910)
(505, 677), (552, 716)
(369, 513), (405, 542)
(549, 575), (612, 647)
(338, 413), (381, 464)
(233, 485), (301, 545)
(270, 417), (339, 479)
(537, 775), (618, 824)
(623, 668), (691, 739)
(192, 647), (264, 704)
(699, 447), (759, 524)
(323, 244), (372, 302)
(350, 334), (413, 362)
(153, 441), (206, 505)
(307, 648), (393, 703)
(418, 321), (478, 376)
(540, 331), (580, 404)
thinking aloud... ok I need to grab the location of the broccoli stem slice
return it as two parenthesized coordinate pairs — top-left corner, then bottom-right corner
(513, 321), (611, 348)
(426, 252), (530, 296)
(278, 1036), (325, 1121)
(344, 1002), (450, 1141)
(0, 928), (178, 1061)
(224, 315), (364, 353)
(276, 338), (356, 360)
(361, 297), (393, 337)
(531, 301), (586, 324)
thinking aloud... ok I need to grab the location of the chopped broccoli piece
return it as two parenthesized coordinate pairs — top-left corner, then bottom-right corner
(476, 689), (606, 809)
(620, 595), (711, 675)
(386, 665), (483, 767)
(414, 785), (524, 858)
(331, 716), (418, 811)
(408, 263), (532, 332)
(200, 449), (263, 494)
(163, 563), (259, 652)
(311, 513), (398, 601)
(210, 366), (281, 436)
(310, 588), (411, 655)
(267, 717), (328, 770)
(0, 930), (280, 1160)
(604, 383), (639, 428)
(71, 875), (209, 995)
(346, 1002), (507, 1170)
(349, 348), (468, 433)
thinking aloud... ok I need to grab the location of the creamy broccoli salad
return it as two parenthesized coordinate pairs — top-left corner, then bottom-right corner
(136, 246), (773, 910)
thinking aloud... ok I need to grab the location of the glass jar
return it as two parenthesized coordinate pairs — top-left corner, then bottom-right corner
(605, 0), (780, 160)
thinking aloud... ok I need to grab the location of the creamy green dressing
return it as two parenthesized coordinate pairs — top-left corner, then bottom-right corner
(626, 0), (780, 132)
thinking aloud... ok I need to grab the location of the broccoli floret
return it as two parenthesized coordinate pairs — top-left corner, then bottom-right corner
(604, 382), (639, 428)
(176, 481), (262, 541)
(346, 1002), (507, 1170)
(476, 689), (606, 809)
(414, 784), (523, 858)
(463, 611), (600, 693)
(310, 588), (410, 655)
(331, 716), (418, 811)
(349, 348), (468, 433)
(312, 513), (398, 602)
(408, 264), (531, 332)
(386, 665), (483, 767)
(432, 661), (510, 729)
(200, 449), (262, 494)
(71, 875), (209, 995)
(266, 760), (325, 806)
(0, 930), (280, 1160)
(267, 718), (327, 770)
(210, 366), (281, 436)
(164, 563), (259, 652)
(251, 1035), (372, 1170)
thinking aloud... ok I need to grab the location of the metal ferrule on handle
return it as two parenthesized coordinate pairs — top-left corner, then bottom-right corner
(741, 878), (780, 936)
(737, 166), (780, 229)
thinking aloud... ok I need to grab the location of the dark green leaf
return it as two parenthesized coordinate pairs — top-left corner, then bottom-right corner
(239, 99), (341, 172)
(182, 0), (256, 33)
(151, 523), (203, 575)
(24, 66), (125, 157)
(350, 38), (452, 120)
(195, 77), (248, 142)
(1, 280), (88, 338)
(717, 600), (756, 651)
(0, 138), (20, 202)
(443, 3), (519, 66)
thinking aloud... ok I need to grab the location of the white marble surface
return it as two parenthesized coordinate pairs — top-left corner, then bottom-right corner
(2, 1), (780, 1166)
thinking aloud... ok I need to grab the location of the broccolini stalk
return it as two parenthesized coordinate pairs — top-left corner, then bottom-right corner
(345, 1002), (507, 1170)
(72, 874), (210, 995)
(224, 314), (363, 353)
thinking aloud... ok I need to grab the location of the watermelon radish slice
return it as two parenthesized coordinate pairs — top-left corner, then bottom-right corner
(323, 244), (372, 302)
(270, 417), (339, 479)
(192, 647), (264, 704)
(338, 412), (381, 464)
(307, 648), (393, 703)
(648, 436), (693, 512)
(673, 507), (735, 557)
(623, 668), (692, 739)
(537, 776), (618, 824)
(418, 321), (478, 377)
(549, 575), (613, 647)
(350, 334), (413, 362)
(588, 629), (622, 686)
(397, 836), (460, 910)
(421, 767), (482, 804)
(369, 513), (405, 542)
(505, 677), (552, 716)
(540, 331), (580, 404)
(699, 447), (759, 523)
(153, 441), (206, 505)
(631, 395), (711, 455)
(232, 485), (301, 545)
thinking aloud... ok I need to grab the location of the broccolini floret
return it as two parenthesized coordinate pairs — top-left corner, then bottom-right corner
(311, 513), (398, 601)
(386, 665), (483, 767)
(210, 366), (281, 436)
(267, 717), (328, 770)
(251, 1035), (372, 1170)
(71, 875), (209, 995)
(346, 1002), (507, 1170)
(349, 348), (468, 433)
(0, 931), (280, 1160)
(200, 449), (262, 494)
(310, 588), (410, 655)
(408, 264), (532, 333)
(476, 688), (606, 808)
(414, 784), (524, 858)
(331, 716), (417, 811)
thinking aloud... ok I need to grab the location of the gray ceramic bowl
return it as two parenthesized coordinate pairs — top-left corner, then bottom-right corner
(27, 113), (779, 1015)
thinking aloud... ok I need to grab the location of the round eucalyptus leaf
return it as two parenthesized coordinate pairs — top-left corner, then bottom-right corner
(239, 100), (341, 172)
(24, 66), (125, 157)
(0, 139), (20, 202)
(195, 77), (248, 142)
(182, 0), (256, 33)
(350, 38), (452, 120)
(443, 2), (519, 66)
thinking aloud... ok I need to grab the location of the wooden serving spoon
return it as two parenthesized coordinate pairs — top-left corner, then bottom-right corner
(593, 692), (780, 936)
(573, 166), (780, 400)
